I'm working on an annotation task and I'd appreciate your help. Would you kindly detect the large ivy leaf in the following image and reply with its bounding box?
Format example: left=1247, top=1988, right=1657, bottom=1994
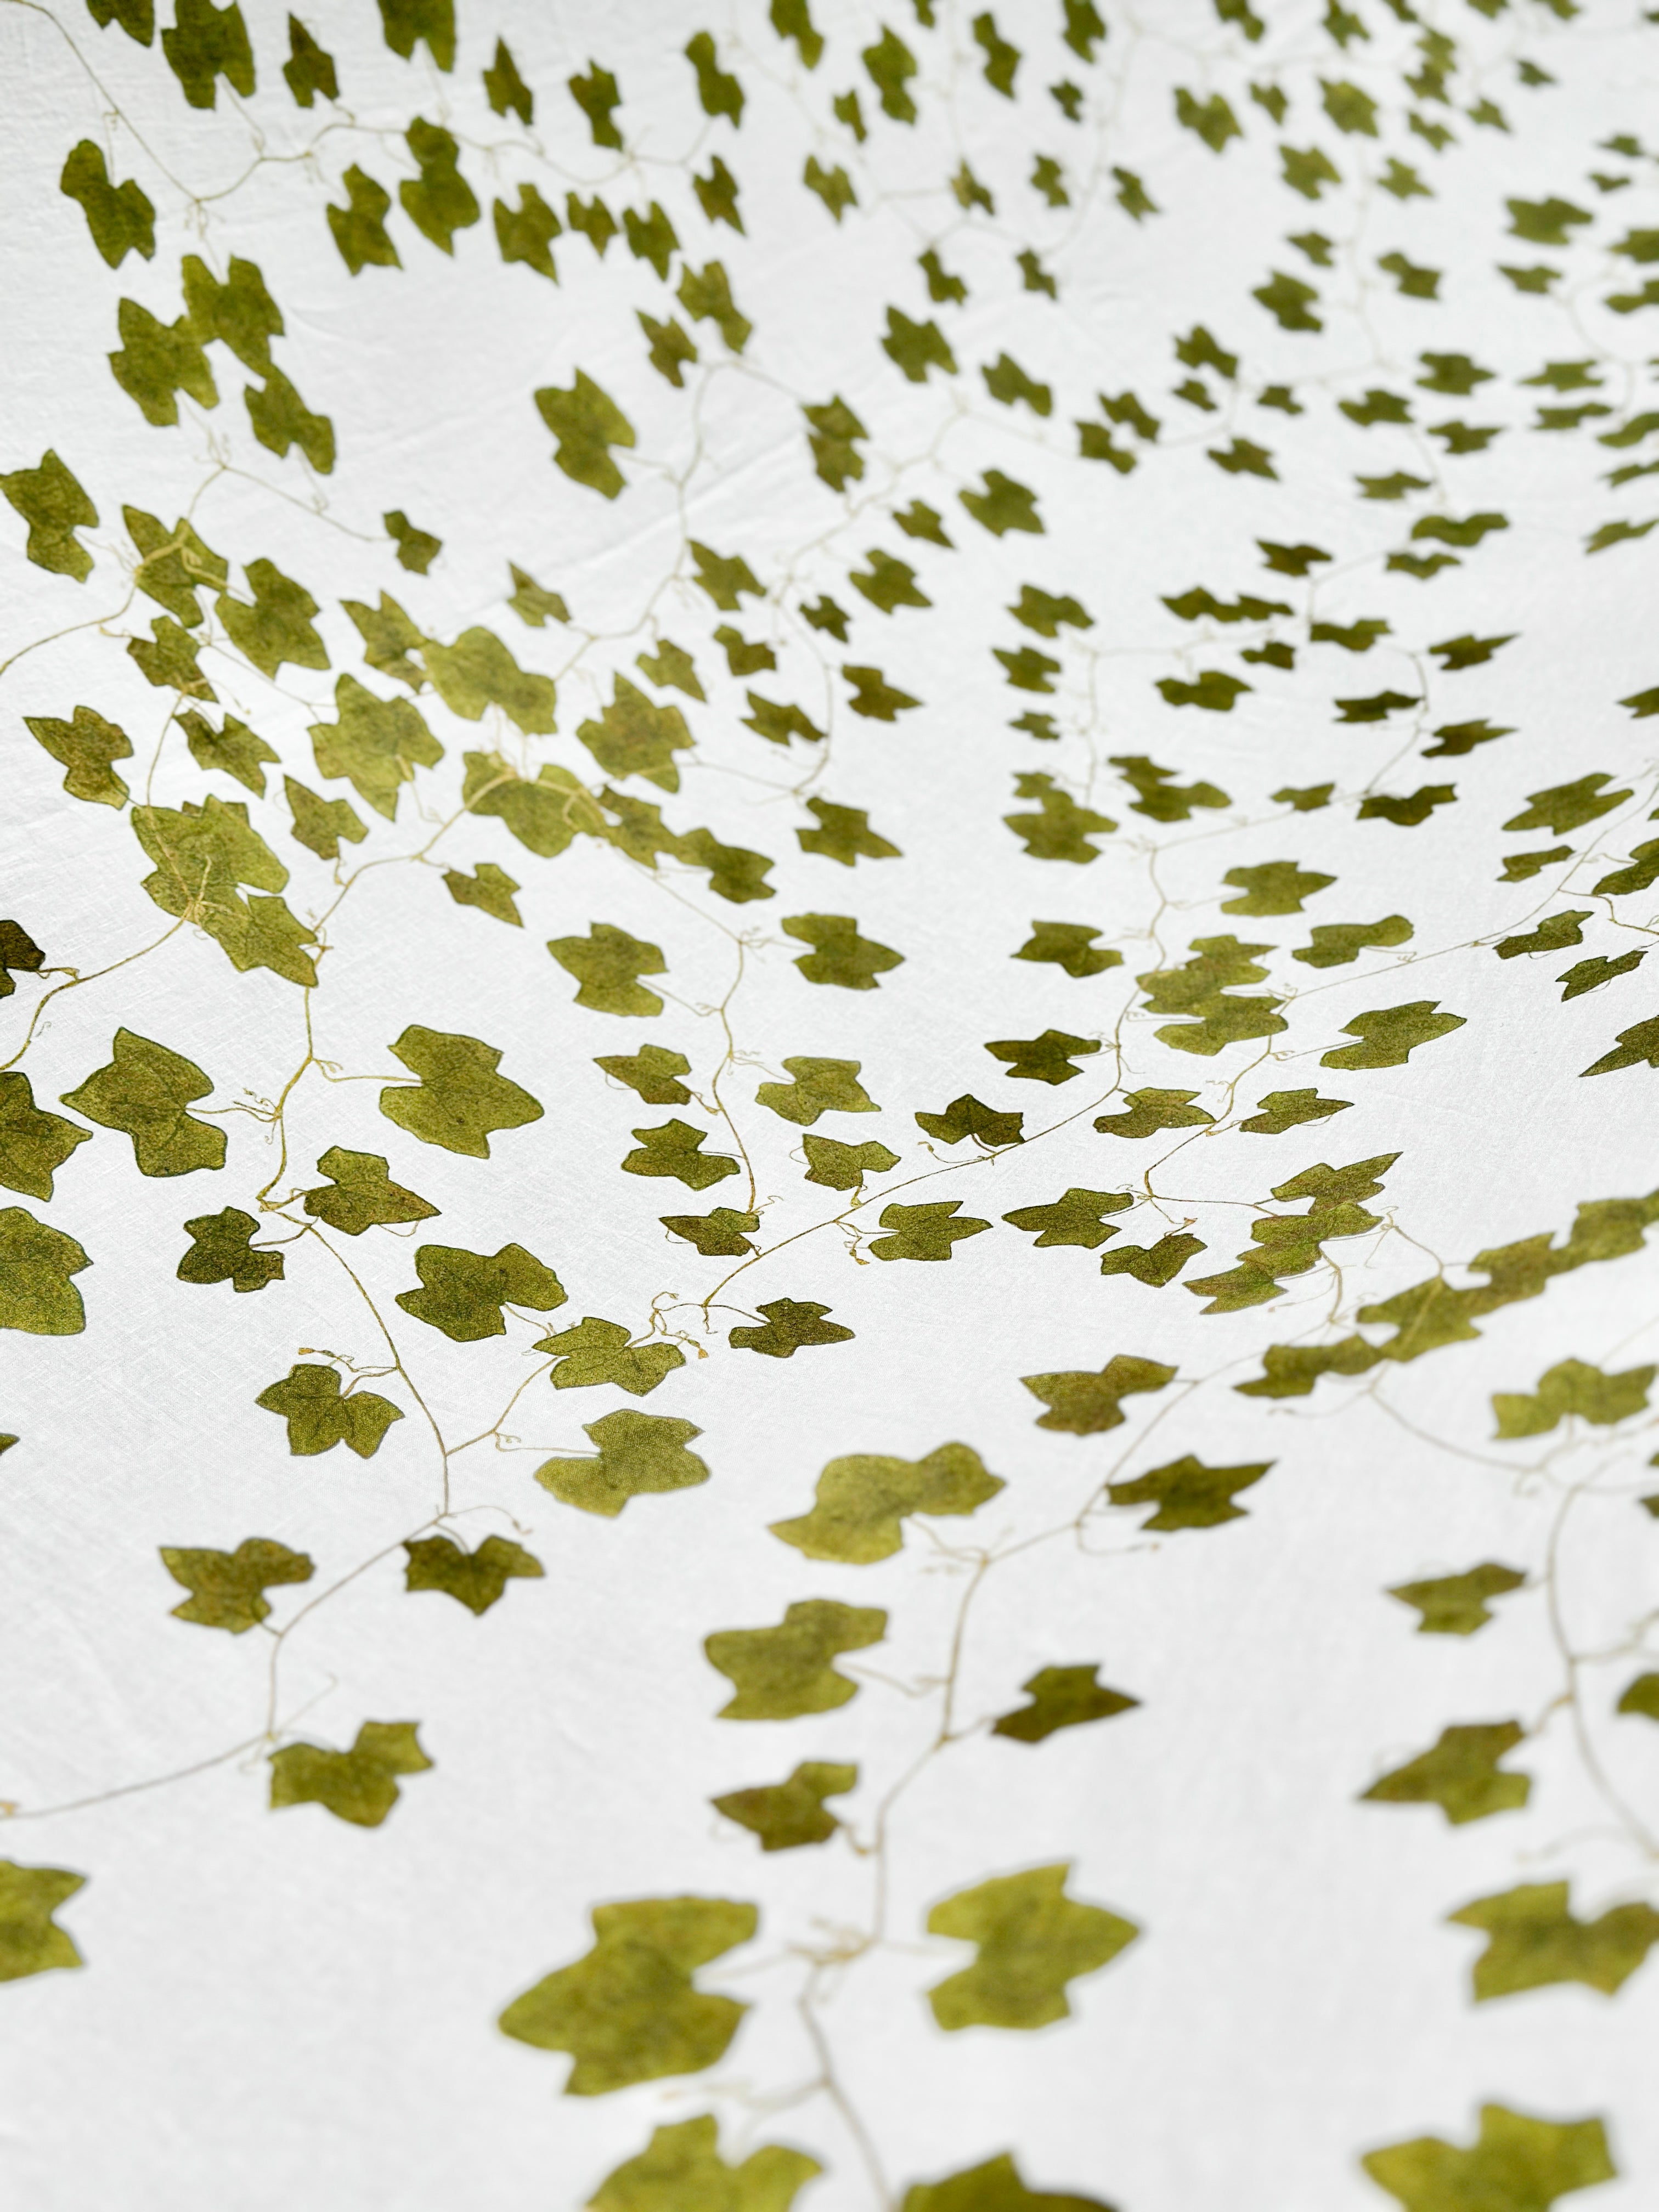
left=61, top=1031, right=223, bottom=1176
left=535, top=1316, right=685, bottom=1395
left=0, top=1074, right=92, bottom=1201
left=549, top=924, right=667, bottom=1015
left=301, top=1147, right=437, bottom=1235
left=0, top=1209, right=92, bottom=1335
left=254, top=1364, right=404, bottom=1455
left=755, top=1057, right=877, bottom=1124
left=712, top=1762, right=857, bottom=1852
left=269, top=1720, right=432, bottom=1828
left=1107, top=1454, right=1272, bottom=1530
left=159, top=1537, right=314, bottom=1630
left=622, top=1120, right=740, bottom=1190
left=927, top=1864, right=1139, bottom=2030
left=2, top=449, right=98, bottom=579
left=535, top=371, right=635, bottom=497
left=380, top=1026, right=543, bottom=1155
left=729, top=1299, right=855, bottom=1355
left=1449, top=1882, right=1659, bottom=2001
left=395, top=1244, right=566, bottom=1340
left=782, top=913, right=903, bottom=989
left=498, top=1897, right=755, bottom=2093
left=1492, top=1357, right=1653, bottom=1437
left=1002, top=1189, right=1133, bottom=1249
left=25, top=706, right=132, bottom=806
left=1361, top=1722, right=1530, bottom=1825
left=535, top=1410, right=709, bottom=1517
left=705, top=1599, right=885, bottom=1718
left=868, top=1201, right=992, bottom=1262
left=0, top=1863, right=86, bottom=1984
left=1321, top=1001, right=1465, bottom=1069
left=770, top=1442, right=1002, bottom=1562
left=1361, top=2105, right=1615, bottom=2211
left=992, top=1666, right=1138, bottom=1743
left=424, top=628, right=556, bottom=733
left=309, top=676, right=442, bottom=816
left=1021, top=1355, right=1175, bottom=1435
left=403, top=1533, right=543, bottom=1615
left=178, top=1207, right=284, bottom=1293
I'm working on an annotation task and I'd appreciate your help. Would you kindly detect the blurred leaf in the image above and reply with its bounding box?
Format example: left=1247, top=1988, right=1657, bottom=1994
left=160, top=1537, right=313, bottom=1629
left=535, top=1410, right=709, bottom=1517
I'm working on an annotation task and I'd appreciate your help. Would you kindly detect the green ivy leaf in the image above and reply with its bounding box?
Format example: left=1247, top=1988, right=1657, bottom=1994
left=328, top=168, right=400, bottom=273
left=1004, top=775, right=1115, bottom=862
left=1362, top=1722, right=1530, bottom=1825
left=755, top=1057, right=877, bottom=1124
left=576, top=676, right=693, bottom=790
left=1449, top=1882, right=1659, bottom=2001
left=712, top=1763, right=857, bottom=1852
left=495, top=185, right=561, bottom=279
left=1108, top=1453, right=1270, bottom=1529
left=535, top=371, right=635, bottom=497
left=662, top=1208, right=759, bottom=1256
left=60, top=142, right=155, bottom=267
left=403, top=1533, right=542, bottom=1615
left=992, top=1666, right=1138, bottom=1743
left=534, top=1409, right=710, bottom=1517
left=269, top=1720, right=432, bottom=1828
left=1092, top=1088, right=1214, bottom=1139
left=395, top=1243, right=566, bottom=1341
left=1022, top=1354, right=1176, bottom=1434
left=0, top=1074, right=92, bottom=1201
left=799, top=1137, right=899, bottom=1191
left=1099, top=1231, right=1206, bottom=1286
left=217, top=559, right=329, bottom=679
left=254, top=1364, right=404, bottom=1454
left=0, top=1209, right=92, bottom=1335
left=178, top=1207, right=284, bottom=1293
left=927, top=1863, right=1138, bottom=2030
left=162, top=0, right=255, bottom=108
left=592, top=2118, right=819, bottom=2212
left=1321, top=1001, right=1465, bottom=1069
left=622, top=1121, right=740, bottom=1191
left=159, top=1537, right=313, bottom=1630
left=1002, top=1189, right=1132, bottom=1249
left=0, top=1863, right=86, bottom=1984
left=444, top=862, right=522, bottom=927
left=309, top=675, right=442, bottom=817
left=706, top=1598, right=885, bottom=1718
left=377, top=0, right=453, bottom=69
left=24, top=706, right=132, bottom=806
left=549, top=924, right=668, bottom=1016
left=109, top=297, right=217, bottom=425
left=1293, top=916, right=1413, bottom=968
left=770, top=1442, right=1002, bottom=1562
left=424, top=628, right=556, bottom=734
left=535, top=1316, right=686, bottom=1396
left=1013, top=922, right=1119, bottom=978
left=180, top=711, right=276, bottom=795
left=1361, top=2104, right=1614, bottom=2211
left=1492, top=1357, right=1653, bottom=1437
left=399, top=119, right=478, bottom=251
left=61, top=1030, right=222, bottom=1176
left=286, top=777, right=366, bottom=861
left=283, top=16, right=336, bottom=103
left=782, top=913, right=903, bottom=990
left=960, top=470, right=1043, bottom=536
left=1239, top=1090, right=1352, bottom=1135
left=985, top=1029, right=1100, bottom=1085
left=842, top=664, right=921, bottom=720
left=2, top=450, right=98, bottom=580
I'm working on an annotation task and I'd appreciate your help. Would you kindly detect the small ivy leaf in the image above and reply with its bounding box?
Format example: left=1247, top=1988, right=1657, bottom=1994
left=396, top=1244, right=566, bottom=1342
left=576, top=676, right=693, bottom=790
left=862, top=24, right=918, bottom=119
left=622, top=1121, right=741, bottom=1192
left=782, top=913, right=903, bottom=990
left=0, top=1863, right=86, bottom=1983
left=915, top=1095, right=1024, bottom=1147
left=1108, top=1453, right=1269, bottom=1529
left=729, top=1297, right=855, bottom=1355
left=960, top=470, right=1043, bottom=536
left=380, top=1026, right=543, bottom=1155
left=286, top=777, right=366, bottom=861
left=535, top=1409, right=710, bottom=1517
left=804, top=156, right=856, bottom=221
left=706, top=1598, right=885, bottom=1718
left=1321, top=1001, right=1465, bottom=1069
left=85, top=0, right=153, bottom=39
left=635, top=637, right=700, bottom=695
left=424, top=628, right=556, bottom=735
left=535, top=372, right=635, bottom=498
left=689, top=540, right=763, bottom=611
left=246, top=366, right=335, bottom=472
left=593, top=2119, right=819, bottom=2212
left=109, top=298, right=217, bottom=425
left=1273, top=782, right=1335, bottom=812
left=283, top=16, right=336, bottom=103
left=495, top=182, right=562, bottom=279
left=623, top=202, right=680, bottom=280
left=270, top=1720, right=432, bottom=1828
left=639, top=311, right=697, bottom=385
left=1583, top=1017, right=1659, bottom=1077
left=1358, top=786, right=1457, bottom=828
left=464, top=753, right=606, bottom=858
left=444, top=862, right=522, bottom=927
left=973, top=10, right=1019, bottom=94
left=662, top=1208, right=759, bottom=1256
left=1014, top=922, right=1120, bottom=978
left=0, top=921, right=46, bottom=999
left=383, top=510, right=440, bottom=575
left=162, top=0, right=255, bottom=108
left=1093, top=1088, right=1215, bottom=1141
left=1111, top=755, right=1229, bottom=820
left=377, top=0, right=454, bottom=69
left=1560, top=953, right=1645, bottom=1001
left=499, top=1897, right=754, bottom=2093
left=985, top=1030, right=1100, bottom=1085
left=180, top=710, right=276, bottom=795
left=713, top=1763, right=857, bottom=1852
left=842, top=664, right=921, bottom=720
left=743, top=695, right=824, bottom=748
left=60, top=141, right=155, bottom=268
left=1362, top=2105, right=1614, bottom=2212
left=1495, top=910, right=1589, bottom=958
left=1293, top=916, right=1413, bottom=968
left=1618, top=1674, right=1659, bottom=1720
left=549, top=924, right=667, bottom=1020
left=1221, top=861, right=1334, bottom=915
left=1334, top=690, right=1419, bottom=725
left=404, top=1533, right=542, bottom=1616
left=1311, top=618, right=1389, bottom=652
left=1138, top=935, right=1285, bottom=1058
left=127, top=613, right=216, bottom=699
left=25, top=705, right=132, bottom=806
left=566, top=192, right=618, bottom=256
left=757, top=1057, right=877, bottom=1125
left=1239, top=1089, right=1352, bottom=1134
left=851, top=549, right=931, bottom=615
left=1155, top=670, right=1250, bottom=713
left=902, top=2154, right=1113, bottom=2212
left=804, top=396, right=867, bottom=490
left=595, top=1045, right=692, bottom=1105
left=771, top=1442, right=1003, bottom=1562
left=159, top=1537, right=313, bottom=1630
left=254, top=1363, right=404, bottom=1457
left=0, top=1074, right=92, bottom=1201
left=693, top=151, right=743, bottom=229
left=993, top=1666, right=1138, bottom=1743
left=1492, top=1358, right=1654, bottom=1438
left=1099, top=1232, right=1206, bottom=1287
left=328, top=167, right=400, bottom=273
left=1165, top=585, right=1287, bottom=623
left=927, top=1863, right=1139, bottom=2030
left=61, top=1031, right=222, bottom=1176
left=772, top=0, right=824, bottom=69
left=1022, top=1355, right=1175, bottom=1436
left=0, top=1209, right=92, bottom=1335
left=894, top=499, right=952, bottom=545
left=679, top=261, right=750, bottom=352
left=483, top=37, right=531, bottom=121
left=1450, top=1883, right=1659, bottom=2002
left=342, top=591, right=425, bottom=688
left=800, top=1138, right=899, bottom=1191
left=1387, top=1563, right=1527, bottom=1637
left=1362, top=1722, right=1530, bottom=1825
left=1003, top=1189, right=1132, bottom=1250
left=309, top=675, right=442, bottom=818
left=535, top=1316, right=686, bottom=1397
left=1591, top=837, right=1659, bottom=898
left=983, top=355, right=1052, bottom=417
left=2, top=449, right=99, bottom=582
left=178, top=1208, right=284, bottom=1294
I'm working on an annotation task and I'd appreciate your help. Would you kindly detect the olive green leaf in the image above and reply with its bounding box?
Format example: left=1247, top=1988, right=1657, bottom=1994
left=254, top=1364, right=404, bottom=1456
left=1294, top=916, right=1413, bottom=968
left=2, top=450, right=99, bottom=582
left=1239, top=1089, right=1351, bottom=1135
left=1560, top=953, right=1645, bottom=1002
left=127, top=614, right=215, bottom=698
left=1254, top=269, right=1321, bottom=329
left=960, top=470, right=1042, bottom=536
left=343, top=592, right=425, bottom=687
left=506, top=566, right=568, bottom=631
left=0, top=1075, right=91, bottom=1201
left=594, top=1046, right=692, bottom=1105
left=622, top=202, right=679, bottom=280
left=84, top=0, right=153, bottom=39
left=1505, top=772, right=1630, bottom=836
left=163, top=0, right=255, bottom=108
left=403, top=1533, right=543, bottom=1615
left=1618, top=1674, right=1659, bottom=1720
left=1362, top=1722, right=1530, bottom=1825
left=60, top=142, right=154, bottom=268
left=927, top=1864, right=1139, bottom=2030
left=1014, top=923, right=1120, bottom=978
left=1003, top=1190, right=1132, bottom=1249
left=535, top=372, right=635, bottom=497
left=902, top=2155, right=1110, bottom=2212
left=862, top=23, right=917, bottom=118
left=1358, top=786, right=1455, bottom=830
left=500, top=1897, right=754, bottom=2092
left=398, top=119, right=477, bottom=252
left=576, top=678, right=693, bottom=791
left=592, top=2117, right=820, bottom=2212
left=25, top=706, right=132, bottom=806
left=622, top=1121, right=740, bottom=1190
left=269, top=1720, right=431, bottom=1828
left=1387, top=1564, right=1526, bottom=1635
left=0, top=921, right=44, bottom=998
left=216, top=558, right=328, bottom=680
left=380, top=1026, right=543, bottom=1155
left=782, top=915, right=902, bottom=990
left=300, top=1148, right=437, bottom=1237
left=756, top=1058, right=877, bottom=1125
left=245, top=368, right=336, bottom=472
left=679, top=261, right=751, bottom=351
left=1107, top=1454, right=1271, bottom=1530
left=422, top=628, right=556, bottom=734
left=1594, top=844, right=1659, bottom=898
left=396, top=1244, right=566, bottom=1341
left=636, top=638, right=701, bottom=697
left=381, top=510, right=439, bottom=575
left=178, top=1207, right=284, bottom=1294
left=868, top=1202, right=991, bottom=1262
left=1361, top=2104, right=1615, bottom=2211
left=124, top=509, right=227, bottom=627
left=842, top=665, right=921, bottom=720
left=1092, top=1088, right=1212, bottom=1139
left=804, top=156, right=856, bottom=220
left=706, top=1598, right=885, bottom=1718
left=729, top=1299, right=855, bottom=1356
left=283, top=16, right=336, bottom=103
left=464, top=754, right=606, bottom=857
left=566, top=193, right=618, bottom=255
left=1583, top=1018, right=1659, bottom=1077
left=444, top=862, right=522, bottom=926
left=1137, top=936, right=1285, bottom=1058
left=0, top=1210, right=92, bottom=1335
left=1221, top=861, right=1334, bottom=916
left=61, top=1031, right=222, bottom=1176
left=535, top=1317, right=686, bottom=1396
left=851, top=549, right=930, bottom=613
left=1157, top=670, right=1249, bottom=712
left=772, top=0, right=823, bottom=69
left=1004, top=774, right=1115, bottom=862
left=1322, top=1001, right=1466, bottom=1069
left=0, top=1863, right=86, bottom=1983
left=549, top=925, right=667, bottom=1016
left=973, top=10, right=1019, bottom=93
left=992, top=1666, right=1138, bottom=1743
left=1022, top=1355, right=1176, bottom=1435
left=534, top=1410, right=710, bottom=1517
left=663, top=1209, right=759, bottom=1256
left=1449, top=1882, right=1659, bottom=2002
left=1493, top=1358, right=1654, bottom=1438
left=1111, top=755, right=1229, bottom=821
left=1099, top=1232, right=1206, bottom=1287
left=713, top=1762, right=857, bottom=1852
left=180, top=711, right=276, bottom=795
left=328, top=167, right=400, bottom=273
left=309, top=675, right=442, bottom=817
left=109, top=298, right=216, bottom=425
left=376, top=0, right=453, bottom=68
left=804, top=396, right=867, bottom=490
left=478, top=36, right=531, bottom=121
left=771, top=1443, right=1003, bottom=1563
left=640, top=312, right=697, bottom=386
left=802, top=1137, right=899, bottom=1190
left=159, top=1537, right=314, bottom=1630
left=915, top=1096, right=1024, bottom=1148
left=985, top=1030, right=1100, bottom=1085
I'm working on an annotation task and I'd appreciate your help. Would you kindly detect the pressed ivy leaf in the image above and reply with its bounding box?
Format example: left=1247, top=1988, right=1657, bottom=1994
left=499, top=1896, right=754, bottom=2093
left=771, top=1443, right=1002, bottom=1564
left=1003, top=1189, right=1132, bottom=1249
left=960, top=469, right=1043, bottom=536
left=178, top=1207, right=284, bottom=1294
left=755, top=1057, right=877, bottom=1125
left=592, top=2117, right=820, bottom=2212
left=1221, top=861, right=1334, bottom=916
left=594, top=1046, right=692, bottom=1106
left=179, top=711, right=275, bottom=797
left=217, top=559, right=329, bottom=680
left=377, top=0, right=453, bottom=68
left=1013, top=922, right=1119, bottom=979
left=713, top=1762, right=857, bottom=1852
left=270, top=1720, right=431, bottom=1828
left=0, top=1209, right=92, bottom=1336
left=1106, top=1454, right=1268, bottom=1530
left=902, top=2155, right=1111, bottom=2212
left=577, top=676, right=693, bottom=791
left=127, top=614, right=215, bottom=699
left=2, top=449, right=100, bottom=584
left=0, top=1863, right=86, bottom=1983
left=1389, top=1558, right=1528, bottom=1633
left=0, top=1075, right=92, bottom=1202
left=328, top=167, right=400, bottom=273
left=380, top=1027, right=543, bottom=1156
left=1239, top=1088, right=1352, bottom=1134
left=1361, top=2104, right=1615, bottom=2211
left=985, top=1030, right=1101, bottom=1085
left=729, top=1297, right=855, bottom=1355
left=550, top=926, right=668, bottom=1017
left=61, top=1031, right=222, bottom=1176
left=60, top=141, right=155, bottom=269
left=160, top=1537, right=313, bottom=1630
left=162, top=0, right=255, bottom=107
left=1099, top=1231, right=1206, bottom=1287
left=842, top=665, right=921, bottom=720
left=1093, top=1089, right=1214, bottom=1140
left=404, top=1533, right=543, bottom=1616
left=800, top=1137, right=899, bottom=1192
left=1322, top=1002, right=1465, bottom=1069
left=1023, top=1355, right=1175, bottom=1435
left=1492, top=1357, right=1654, bottom=1437
left=1294, top=917, right=1413, bottom=968
left=706, top=1598, right=885, bottom=1718
left=915, top=1096, right=1023, bottom=1147
left=1618, top=1674, right=1659, bottom=1720
left=283, top=16, right=336, bottom=103
left=1583, top=1018, right=1659, bottom=1077
left=1449, top=1882, right=1659, bottom=2002
left=535, top=1316, right=686, bottom=1397
left=444, top=862, right=522, bottom=928
left=928, top=1863, right=1138, bottom=2031
left=535, top=372, right=635, bottom=498
left=1560, top=953, right=1645, bottom=1001
left=0, top=921, right=46, bottom=999
left=25, top=706, right=132, bottom=807
left=255, top=1363, right=404, bottom=1455
left=109, top=297, right=217, bottom=425
left=662, top=1208, right=759, bottom=1257
left=622, top=1121, right=741, bottom=1192
left=782, top=914, right=903, bottom=990
left=424, top=628, right=556, bottom=735
left=535, top=1410, right=709, bottom=1517
left=342, top=591, right=425, bottom=688
left=309, top=675, right=442, bottom=817
left=1362, top=1722, right=1530, bottom=1825
left=282, top=778, right=362, bottom=863
left=464, top=754, right=605, bottom=858
left=993, top=1666, right=1138, bottom=1743
left=396, top=1243, right=566, bottom=1341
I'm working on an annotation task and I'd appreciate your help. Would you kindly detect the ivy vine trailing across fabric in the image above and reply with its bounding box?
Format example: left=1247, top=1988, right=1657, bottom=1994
left=6, top=0, right=1659, bottom=2204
